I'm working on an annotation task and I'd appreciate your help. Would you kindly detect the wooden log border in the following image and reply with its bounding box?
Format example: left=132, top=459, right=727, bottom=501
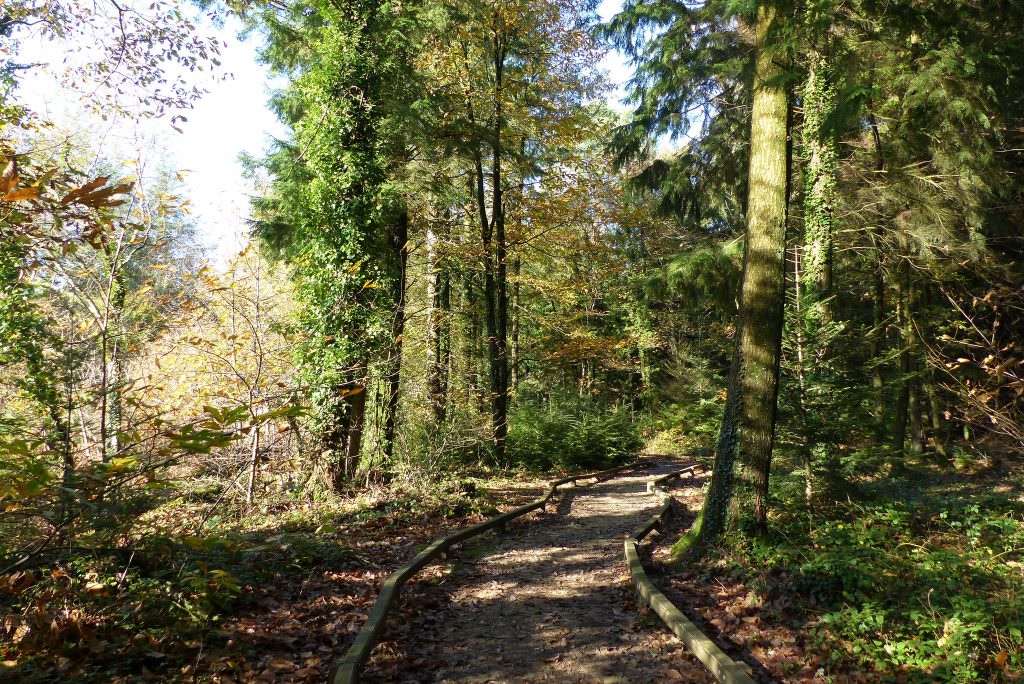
left=330, top=461, right=646, bottom=684
left=625, top=467, right=756, bottom=684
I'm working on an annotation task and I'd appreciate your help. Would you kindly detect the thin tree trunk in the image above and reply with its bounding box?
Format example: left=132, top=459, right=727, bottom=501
left=868, top=113, right=887, bottom=412
left=428, top=210, right=452, bottom=423
left=57, top=353, right=75, bottom=525
left=892, top=260, right=912, bottom=455
left=288, top=412, right=304, bottom=461
left=793, top=244, right=813, bottom=505
left=511, top=255, right=521, bottom=392
left=382, top=211, right=409, bottom=466
left=108, top=343, right=123, bottom=458
left=426, top=213, right=444, bottom=424
left=98, top=318, right=109, bottom=463
left=926, top=375, right=949, bottom=462
left=464, top=272, right=483, bottom=412
left=345, top=386, right=367, bottom=480
left=439, top=249, right=451, bottom=418
left=490, top=30, right=510, bottom=464
left=246, top=424, right=260, bottom=506
left=909, top=380, right=924, bottom=456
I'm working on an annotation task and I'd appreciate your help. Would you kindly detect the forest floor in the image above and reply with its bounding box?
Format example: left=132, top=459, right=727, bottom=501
left=9, top=453, right=1019, bottom=682
left=647, top=476, right=819, bottom=683
left=360, top=456, right=713, bottom=683
left=645, top=453, right=1024, bottom=683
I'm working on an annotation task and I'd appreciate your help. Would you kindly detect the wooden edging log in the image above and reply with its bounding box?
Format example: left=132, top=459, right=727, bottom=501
left=330, top=460, right=646, bottom=684
left=625, top=467, right=755, bottom=684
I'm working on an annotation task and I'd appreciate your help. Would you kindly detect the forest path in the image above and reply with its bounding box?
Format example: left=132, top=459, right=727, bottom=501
left=364, top=458, right=713, bottom=683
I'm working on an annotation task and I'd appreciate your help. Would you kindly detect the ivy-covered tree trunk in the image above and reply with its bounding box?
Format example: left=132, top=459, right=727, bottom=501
left=699, top=325, right=742, bottom=543
left=326, top=392, right=352, bottom=489
left=794, top=44, right=839, bottom=502
left=699, top=1, right=790, bottom=538
left=801, top=49, right=837, bottom=323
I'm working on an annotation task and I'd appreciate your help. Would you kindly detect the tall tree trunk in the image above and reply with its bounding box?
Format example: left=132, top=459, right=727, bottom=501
left=98, top=318, right=110, bottom=463
left=868, top=113, right=887, bottom=413
left=464, top=271, right=484, bottom=413
left=471, top=27, right=510, bottom=465
left=439, top=260, right=451, bottom=414
left=108, top=344, right=123, bottom=458
left=737, top=3, right=790, bottom=530
left=490, top=31, right=510, bottom=464
left=56, top=352, right=75, bottom=524
left=699, top=324, right=742, bottom=543
left=426, top=212, right=448, bottom=425
left=793, top=244, right=814, bottom=506
left=511, top=255, right=521, bottom=392
left=892, top=260, right=912, bottom=455
left=106, top=271, right=126, bottom=460
left=382, top=211, right=409, bottom=465
left=699, top=2, right=789, bottom=538
left=797, top=45, right=838, bottom=504
left=801, top=49, right=837, bottom=324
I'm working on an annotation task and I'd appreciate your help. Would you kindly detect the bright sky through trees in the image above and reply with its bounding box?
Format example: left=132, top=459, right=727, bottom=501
left=16, top=0, right=633, bottom=265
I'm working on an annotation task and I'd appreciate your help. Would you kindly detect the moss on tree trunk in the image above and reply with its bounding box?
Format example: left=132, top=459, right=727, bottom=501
left=698, top=2, right=790, bottom=540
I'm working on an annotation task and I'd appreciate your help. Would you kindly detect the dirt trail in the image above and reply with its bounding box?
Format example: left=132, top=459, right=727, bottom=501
left=364, top=459, right=713, bottom=683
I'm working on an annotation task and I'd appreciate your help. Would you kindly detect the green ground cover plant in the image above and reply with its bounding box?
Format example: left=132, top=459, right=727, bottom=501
left=698, top=461, right=1024, bottom=681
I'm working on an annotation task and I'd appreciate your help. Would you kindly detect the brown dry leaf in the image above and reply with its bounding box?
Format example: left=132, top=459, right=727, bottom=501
left=60, top=176, right=107, bottom=204
left=269, top=658, right=295, bottom=670
left=2, top=186, right=39, bottom=202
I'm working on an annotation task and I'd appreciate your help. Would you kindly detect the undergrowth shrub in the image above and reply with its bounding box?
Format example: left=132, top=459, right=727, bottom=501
left=507, top=399, right=642, bottom=472
left=641, top=397, right=723, bottom=458
left=715, top=495, right=1024, bottom=681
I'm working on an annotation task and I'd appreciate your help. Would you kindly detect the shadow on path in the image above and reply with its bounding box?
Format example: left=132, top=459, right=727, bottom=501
left=363, top=458, right=715, bottom=683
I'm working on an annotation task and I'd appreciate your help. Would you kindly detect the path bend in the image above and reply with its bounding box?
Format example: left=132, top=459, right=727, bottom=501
left=364, top=458, right=713, bottom=683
